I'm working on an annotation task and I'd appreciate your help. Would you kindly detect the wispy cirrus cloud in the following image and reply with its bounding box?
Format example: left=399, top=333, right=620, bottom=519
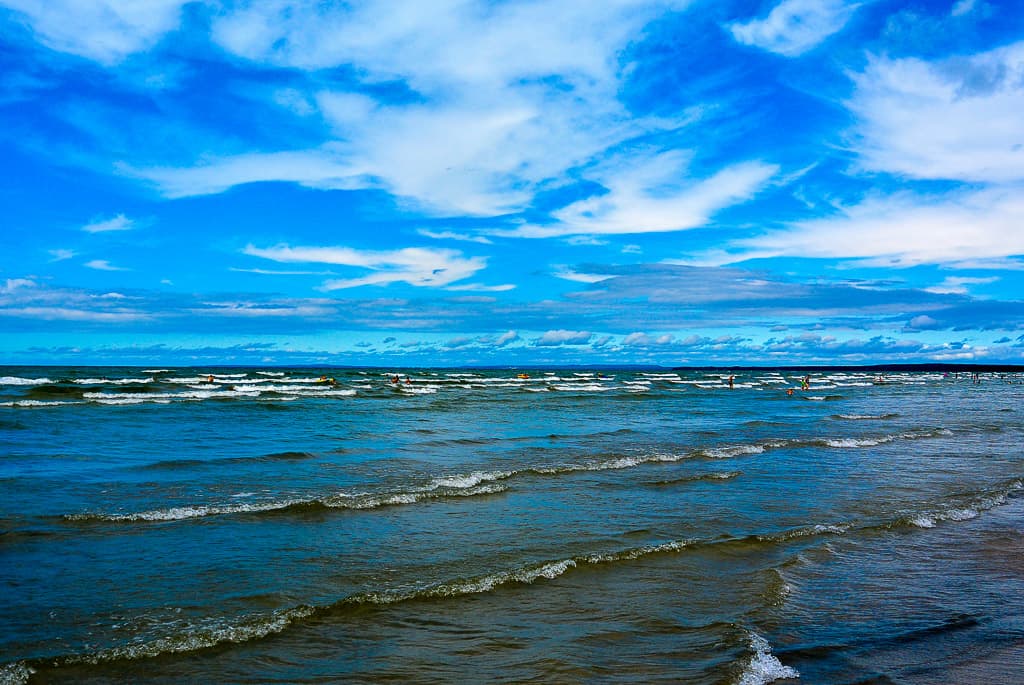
left=85, top=259, right=130, bottom=271
left=103, top=0, right=709, bottom=219
left=725, top=186, right=1024, bottom=268
left=1, top=0, right=185, bottom=65
left=48, top=248, right=76, bottom=261
left=445, top=282, right=516, bottom=292
left=552, top=269, right=616, bottom=284
left=925, top=276, right=999, bottom=295
left=728, top=0, right=861, bottom=57
left=417, top=229, right=493, bottom=244
left=242, top=243, right=488, bottom=290
left=82, top=213, right=135, bottom=233
left=498, top=150, right=777, bottom=237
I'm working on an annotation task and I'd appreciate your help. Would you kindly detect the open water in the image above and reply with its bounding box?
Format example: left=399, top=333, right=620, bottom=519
left=1, top=366, right=1023, bottom=684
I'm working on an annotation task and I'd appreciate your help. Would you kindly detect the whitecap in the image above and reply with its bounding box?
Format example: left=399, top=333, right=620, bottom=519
left=0, top=376, right=52, bottom=385
left=72, top=377, right=154, bottom=385
left=703, top=444, right=765, bottom=459
left=551, top=383, right=611, bottom=392
left=0, top=400, right=81, bottom=407
left=61, top=606, right=316, bottom=667
left=430, top=470, right=513, bottom=489
left=400, top=386, right=438, bottom=394
left=738, top=632, right=799, bottom=685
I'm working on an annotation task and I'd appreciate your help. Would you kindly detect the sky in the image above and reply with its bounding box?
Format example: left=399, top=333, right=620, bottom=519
left=2, top=0, right=1024, bottom=366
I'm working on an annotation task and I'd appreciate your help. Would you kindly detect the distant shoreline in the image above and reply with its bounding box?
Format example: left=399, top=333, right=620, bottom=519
left=2, top=362, right=1024, bottom=372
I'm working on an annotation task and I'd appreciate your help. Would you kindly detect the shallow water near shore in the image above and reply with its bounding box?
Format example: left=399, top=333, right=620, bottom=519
left=2, top=367, right=1023, bottom=683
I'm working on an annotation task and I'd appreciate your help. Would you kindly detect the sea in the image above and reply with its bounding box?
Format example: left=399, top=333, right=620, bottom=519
left=1, top=366, right=1023, bottom=684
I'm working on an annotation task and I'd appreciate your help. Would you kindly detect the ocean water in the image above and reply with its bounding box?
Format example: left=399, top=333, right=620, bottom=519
left=1, top=366, right=1023, bottom=684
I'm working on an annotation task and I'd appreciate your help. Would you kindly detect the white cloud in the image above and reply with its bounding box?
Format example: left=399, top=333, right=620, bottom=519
left=1, top=0, right=186, bottom=65
left=499, top=150, right=777, bottom=237
left=924, top=276, right=998, bottom=295
left=85, top=259, right=129, bottom=271
left=1, top=306, right=150, bottom=321
left=848, top=43, right=1024, bottom=183
left=622, top=332, right=675, bottom=346
left=417, top=229, right=493, bottom=244
left=951, top=0, right=977, bottom=16
left=123, top=147, right=366, bottom=199
left=495, top=330, right=519, bottom=346
left=211, top=0, right=687, bottom=87
left=48, top=248, right=76, bottom=261
left=124, top=1, right=698, bottom=216
left=565, top=236, right=610, bottom=247
left=1, top=278, right=37, bottom=294
left=553, top=270, right=615, bottom=284
left=229, top=267, right=336, bottom=276
left=195, top=301, right=337, bottom=317
left=906, top=314, right=939, bottom=330
left=728, top=0, right=859, bottom=57
left=536, top=329, right=593, bottom=346
left=272, top=87, right=315, bottom=116
left=82, top=213, right=135, bottom=233
left=243, top=243, right=487, bottom=289
left=729, top=186, right=1024, bottom=267
left=445, top=282, right=516, bottom=292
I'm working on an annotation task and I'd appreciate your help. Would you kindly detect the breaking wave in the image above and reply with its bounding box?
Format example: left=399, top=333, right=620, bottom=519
left=737, top=633, right=800, bottom=685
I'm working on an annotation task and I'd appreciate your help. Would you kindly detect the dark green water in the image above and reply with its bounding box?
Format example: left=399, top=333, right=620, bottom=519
left=1, top=367, right=1023, bottom=683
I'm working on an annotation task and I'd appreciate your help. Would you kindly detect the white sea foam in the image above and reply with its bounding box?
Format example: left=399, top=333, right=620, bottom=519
left=551, top=383, right=611, bottom=391
left=68, top=499, right=304, bottom=521
left=907, top=483, right=1020, bottom=528
left=825, top=429, right=949, bottom=449
left=72, top=377, right=154, bottom=385
left=836, top=414, right=891, bottom=420
left=0, top=400, right=81, bottom=407
left=430, top=471, right=514, bottom=489
left=703, top=444, right=765, bottom=459
left=256, top=371, right=285, bottom=377
left=427, top=559, right=577, bottom=598
left=338, top=483, right=508, bottom=509
left=824, top=437, right=892, bottom=448
left=73, top=482, right=510, bottom=522
left=738, top=633, right=799, bottom=685
left=83, top=389, right=262, bottom=404
left=585, top=538, right=694, bottom=563
left=762, top=523, right=851, bottom=543
left=63, top=606, right=316, bottom=666
left=400, top=385, right=438, bottom=394
left=0, top=376, right=52, bottom=385
left=0, top=661, right=33, bottom=685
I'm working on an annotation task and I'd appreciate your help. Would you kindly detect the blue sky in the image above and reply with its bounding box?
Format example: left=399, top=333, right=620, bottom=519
left=2, top=0, right=1024, bottom=366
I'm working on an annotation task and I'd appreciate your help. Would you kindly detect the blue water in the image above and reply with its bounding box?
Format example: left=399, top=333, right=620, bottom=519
left=1, top=367, right=1023, bottom=683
